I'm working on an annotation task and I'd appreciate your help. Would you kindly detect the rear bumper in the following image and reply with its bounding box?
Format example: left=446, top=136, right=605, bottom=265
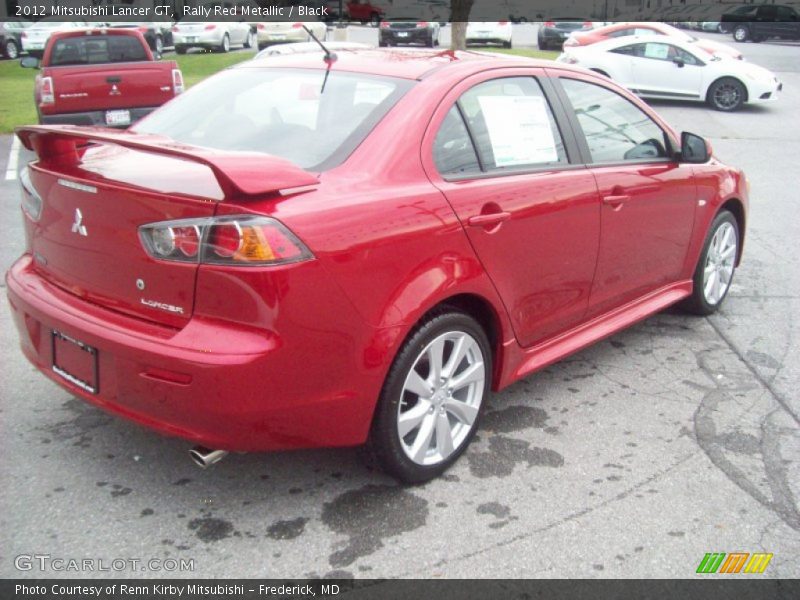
left=39, top=107, right=158, bottom=128
left=6, top=255, right=381, bottom=452
left=380, top=29, right=431, bottom=44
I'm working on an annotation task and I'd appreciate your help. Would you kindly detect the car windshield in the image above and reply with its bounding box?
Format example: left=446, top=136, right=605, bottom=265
left=134, top=67, right=413, bottom=171
left=49, top=35, right=148, bottom=66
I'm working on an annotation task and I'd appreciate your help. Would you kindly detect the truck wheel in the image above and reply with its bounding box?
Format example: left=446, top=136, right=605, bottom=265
left=175, top=45, right=187, bottom=55
left=154, top=35, right=164, bottom=54
left=4, top=39, right=19, bottom=59
left=733, top=25, right=749, bottom=42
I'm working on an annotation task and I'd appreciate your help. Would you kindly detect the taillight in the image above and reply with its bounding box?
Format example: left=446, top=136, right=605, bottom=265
left=139, top=216, right=313, bottom=266
left=39, top=76, right=54, bottom=106
left=544, top=21, right=555, bottom=28
left=171, top=26, right=179, bottom=32
left=204, top=24, right=216, bottom=31
left=416, top=21, right=428, bottom=28
left=172, top=69, right=184, bottom=95
left=19, top=167, right=42, bottom=222
left=498, top=21, right=508, bottom=25
left=379, top=21, right=389, bottom=28
left=257, top=23, right=265, bottom=30
left=292, top=22, right=303, bottom=29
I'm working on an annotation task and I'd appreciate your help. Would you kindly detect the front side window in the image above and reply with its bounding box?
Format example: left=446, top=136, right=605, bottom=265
left=135, top=68, right=412, bottom=171
left=454, top=77, right=567, bottom=173
left=560, top=78, right=670, bottom=163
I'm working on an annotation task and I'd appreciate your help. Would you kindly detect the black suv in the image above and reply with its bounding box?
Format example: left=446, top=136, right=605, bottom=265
left=723, top=4, right=800, bottom=42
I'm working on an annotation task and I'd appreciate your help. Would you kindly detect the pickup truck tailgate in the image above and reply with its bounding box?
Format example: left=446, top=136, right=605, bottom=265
left=43, top=62, right=176, bottom=114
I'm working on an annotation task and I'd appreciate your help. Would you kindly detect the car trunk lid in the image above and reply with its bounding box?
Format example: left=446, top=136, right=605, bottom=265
left=16, top=126, right=319, bottom=328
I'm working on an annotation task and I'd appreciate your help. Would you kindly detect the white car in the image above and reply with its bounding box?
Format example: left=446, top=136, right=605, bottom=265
left=20, top=21, right=86, bottom=56
left=255, top=22, right=328, bottom=50
left=254, top=41, right=368, bottom=59
left=172, top=21, right=255, bottom=54
left=466, top=21, right=513, bottom=48
left=558, top=35, right=782, bottom=111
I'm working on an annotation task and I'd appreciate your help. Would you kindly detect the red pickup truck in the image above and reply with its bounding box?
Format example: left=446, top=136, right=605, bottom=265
left=21, top=28, right=183, bottom=128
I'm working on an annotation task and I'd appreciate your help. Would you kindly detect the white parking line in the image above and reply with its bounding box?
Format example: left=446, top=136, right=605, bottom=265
left=5, top=135, right=20, bottom=181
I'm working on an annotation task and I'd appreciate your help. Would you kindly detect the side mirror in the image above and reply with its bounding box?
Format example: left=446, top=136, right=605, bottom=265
left=679, top=131, right=711, bottom=163
left=20, top=56, right=40, bottom=69
left=672, top=57, right=685, bottom=68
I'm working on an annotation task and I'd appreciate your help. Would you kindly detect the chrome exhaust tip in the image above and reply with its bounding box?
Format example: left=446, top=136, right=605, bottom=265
left=189, top=446, right=229, bottom=469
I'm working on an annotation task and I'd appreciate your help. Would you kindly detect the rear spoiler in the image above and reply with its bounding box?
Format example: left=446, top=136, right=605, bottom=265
left=15, top=125, right=320, bottom=199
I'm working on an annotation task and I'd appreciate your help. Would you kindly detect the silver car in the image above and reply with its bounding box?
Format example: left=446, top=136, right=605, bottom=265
left=172, top=21, right=255, bottom=54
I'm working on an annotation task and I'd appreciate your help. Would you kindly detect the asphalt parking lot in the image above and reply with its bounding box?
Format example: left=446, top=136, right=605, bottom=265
left=0, top=30, right=798, bottom=579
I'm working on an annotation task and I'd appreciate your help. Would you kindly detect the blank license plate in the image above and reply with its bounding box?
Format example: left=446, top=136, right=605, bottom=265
left=105, top=110, right=131, bottom=126
left=186, top=36, right=198, bottom=43
left=397, top=32, right=409, bottom=37
left=52, top=330, right=98, bottom=394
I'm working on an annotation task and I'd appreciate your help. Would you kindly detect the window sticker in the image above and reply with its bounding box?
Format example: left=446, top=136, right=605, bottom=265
left=644, top=43, right=669, bottom=60
left=478, top=95, right=558, bottom=167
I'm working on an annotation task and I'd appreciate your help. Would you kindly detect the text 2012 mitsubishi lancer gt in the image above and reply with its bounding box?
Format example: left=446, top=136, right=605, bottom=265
left=8, top=48, right=748, bottom=483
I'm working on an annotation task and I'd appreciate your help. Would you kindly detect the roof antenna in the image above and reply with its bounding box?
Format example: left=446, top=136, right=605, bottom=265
left=302, top=24, right=337, bottom=94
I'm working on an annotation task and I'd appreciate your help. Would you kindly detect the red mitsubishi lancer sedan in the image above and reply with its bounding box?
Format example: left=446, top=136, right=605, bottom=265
left=7, top=49, right=748, bottom=483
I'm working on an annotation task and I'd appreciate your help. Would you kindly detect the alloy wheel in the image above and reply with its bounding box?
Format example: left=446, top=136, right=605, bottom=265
left=397, top=331, right=485, bottom=466
left=703, top=221, right=737, bottom=305
left=713, top=82, right=742, bottom=110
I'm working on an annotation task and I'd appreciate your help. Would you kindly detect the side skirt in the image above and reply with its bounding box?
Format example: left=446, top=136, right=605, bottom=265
left=498, top=280, right=693, bottom=388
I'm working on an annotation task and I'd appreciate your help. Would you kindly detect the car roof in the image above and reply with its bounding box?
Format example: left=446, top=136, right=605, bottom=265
left=236, top=48, right=563, bottom=80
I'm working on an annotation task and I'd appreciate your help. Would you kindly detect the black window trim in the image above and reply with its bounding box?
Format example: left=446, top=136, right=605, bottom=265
left=546, top=72, right=679, bottom=167
left=435, top=73, right=586, bottom=183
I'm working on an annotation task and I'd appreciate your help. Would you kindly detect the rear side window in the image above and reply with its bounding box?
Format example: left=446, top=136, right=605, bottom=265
left=50, top=35, right=147, bottom=66
left=433, top=106, right=480, bottom=177
left=454, top=77, right=568, bottom=173
left=560, top=78, right=670, bottom=163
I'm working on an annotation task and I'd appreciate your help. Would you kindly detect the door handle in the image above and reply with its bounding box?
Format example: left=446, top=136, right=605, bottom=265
left=602, top=194, right=630, bottom=208
left=467, top=212, right=511, bottom=228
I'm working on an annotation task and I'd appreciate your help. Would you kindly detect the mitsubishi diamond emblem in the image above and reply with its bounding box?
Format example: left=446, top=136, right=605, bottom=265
left=71, top=209, right=88, bottom=236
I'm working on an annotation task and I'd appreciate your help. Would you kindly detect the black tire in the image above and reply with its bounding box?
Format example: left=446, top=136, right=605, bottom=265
left=4, top=39, right=19, bottom=60
left=244, top=30, right=255, bottom=49
left=368, top=310, right=492, bottom=484
left=680, top=211, right=740, bottom=316
left=538, top=37, right=547, bottom=50
left=175, top=45, right=187, bottom=55
left=707, top=77, right=746, bottom=111
left=503, top=39, right=512, bottom=49
left=425, top=33, right=435, bottom=48
left=733, top=25, right=749, bottom=42
left=370, top=13, right=381, bottom=27
left=154, top=35, right=164, bottom=55
left=218, top=33, right=230, bottom=53
left=378, top=40, right=387, bottom=47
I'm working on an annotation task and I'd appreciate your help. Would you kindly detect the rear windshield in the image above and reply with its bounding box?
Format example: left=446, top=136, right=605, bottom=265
left=134, top=67, right=413, bottom=171
left=50, top=35, right=148, bottom=66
